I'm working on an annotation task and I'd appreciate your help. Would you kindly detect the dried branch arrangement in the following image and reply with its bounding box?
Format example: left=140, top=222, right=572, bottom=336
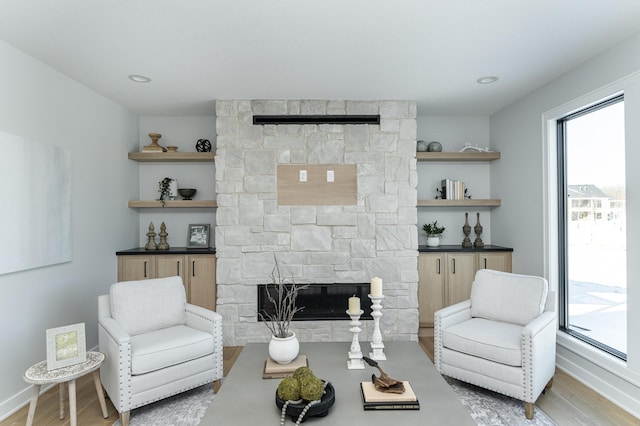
left=258, top=256, right=309, bottom=338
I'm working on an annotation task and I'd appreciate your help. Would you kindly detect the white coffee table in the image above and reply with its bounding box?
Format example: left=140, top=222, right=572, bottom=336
left=201, top=341, right=474, bottom=425
left=23, top=351, right=109, bottom=426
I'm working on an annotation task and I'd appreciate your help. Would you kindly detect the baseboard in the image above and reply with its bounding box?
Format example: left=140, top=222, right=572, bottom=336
left=0, top=382, right=55, bottom=421
left=556, top=336, right=640, bottom=420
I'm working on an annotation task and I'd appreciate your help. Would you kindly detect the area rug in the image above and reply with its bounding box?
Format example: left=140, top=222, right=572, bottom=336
left=112, top=384, right=215, bottom=426
left=112, top=379, right=556, bottom=426
left=445, top=376, right=557, bottom=426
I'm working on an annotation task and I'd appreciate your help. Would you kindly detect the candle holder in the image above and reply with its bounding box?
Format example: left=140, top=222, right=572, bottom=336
left=346, top=310, right=365, bottom=369
left=368, top=294, right=386, bottom=360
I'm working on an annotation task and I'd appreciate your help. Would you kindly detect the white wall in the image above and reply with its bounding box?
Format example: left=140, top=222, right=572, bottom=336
left=416, top=116, right=495, bottom=246
left=491, top=31, right=640, bottom=417
left=0, top=41, right=138, bottom=418
left=136, top=116, right=216, bottom=248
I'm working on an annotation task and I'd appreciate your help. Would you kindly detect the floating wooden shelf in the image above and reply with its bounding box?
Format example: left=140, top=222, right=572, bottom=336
left=128, top=152, right=215, bottom=162
left=416, top=152, right=500, bottom=161
left=417, top=199, right=501, bottom=207
left=128, top=200, right=217, bottom=208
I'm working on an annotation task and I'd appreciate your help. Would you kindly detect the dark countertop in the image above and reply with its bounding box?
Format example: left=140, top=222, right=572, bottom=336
left=418, top=244, right=513, bottom=253
left=116, top=247, right=216, bottom=255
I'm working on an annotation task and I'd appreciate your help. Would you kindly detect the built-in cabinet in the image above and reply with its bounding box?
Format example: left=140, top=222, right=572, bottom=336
left=418, top=246, right=512, bottom=327
left=116, top=248, right=217, bottom=311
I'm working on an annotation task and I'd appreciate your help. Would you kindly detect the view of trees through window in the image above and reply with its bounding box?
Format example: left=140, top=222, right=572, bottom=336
left=560, top=96, right=626, bottom=358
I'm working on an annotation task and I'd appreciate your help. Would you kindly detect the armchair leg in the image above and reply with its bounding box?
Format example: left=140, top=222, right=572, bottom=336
left=120, top=411, right=130, bottom=426
left=545, top=377, right=554, bottom=390
left=213, top=379, right=221, bottom=394
left=524, top=402, right=535, bottom=420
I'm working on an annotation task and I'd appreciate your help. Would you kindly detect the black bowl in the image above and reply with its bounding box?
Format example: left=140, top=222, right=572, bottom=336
left=275, top=381, right=335, bottom=423
left=178, top=188, right=197, bottom=200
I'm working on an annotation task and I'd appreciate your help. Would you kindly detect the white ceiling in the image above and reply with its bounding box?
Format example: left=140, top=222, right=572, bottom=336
left=2, top=1, right=640, bottom=116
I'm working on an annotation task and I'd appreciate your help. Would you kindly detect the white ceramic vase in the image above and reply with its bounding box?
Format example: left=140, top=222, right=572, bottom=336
left=426, top=234, right=441, bottom=247
left=268, top=331, right=299, bottom=364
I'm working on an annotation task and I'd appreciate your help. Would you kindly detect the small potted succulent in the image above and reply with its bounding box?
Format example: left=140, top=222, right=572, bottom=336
left=423, top=220, right=445, bottom=247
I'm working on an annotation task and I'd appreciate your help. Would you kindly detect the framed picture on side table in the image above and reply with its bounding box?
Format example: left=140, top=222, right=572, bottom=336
left=46, top=322, right=87, bottom=370
left=187, top=223, right=210, bottom=248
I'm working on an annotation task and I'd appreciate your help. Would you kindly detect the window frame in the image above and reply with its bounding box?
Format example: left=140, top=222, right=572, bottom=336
left=556, top=93, right=626, bottom=361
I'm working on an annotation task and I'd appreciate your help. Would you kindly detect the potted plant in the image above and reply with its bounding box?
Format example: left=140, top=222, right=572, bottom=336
left=258, top=257, right=309, bottom=364
left=157, top=177, right=177, bottom=206
left=423, top=220, right=445, bottom=247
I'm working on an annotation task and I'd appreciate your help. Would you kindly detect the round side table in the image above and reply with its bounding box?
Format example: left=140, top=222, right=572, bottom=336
left=23, top=351, right=108, bottom=426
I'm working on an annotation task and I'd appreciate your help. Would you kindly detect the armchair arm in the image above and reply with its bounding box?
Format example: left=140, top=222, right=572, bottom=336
left=185, top=304, right=224, bottom=380
left=435, top=299, right=472, bottom=329
left=521, top=311, right=557, bottom=402
left=98, top=317, right=133, bottom=413
left=434, top=300, right=471, bottom=371
left=185, top=303, right=222, bottom=334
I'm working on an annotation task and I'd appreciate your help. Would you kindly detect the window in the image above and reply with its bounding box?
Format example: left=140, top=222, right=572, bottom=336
left=557, top=94, right=627, bottom=359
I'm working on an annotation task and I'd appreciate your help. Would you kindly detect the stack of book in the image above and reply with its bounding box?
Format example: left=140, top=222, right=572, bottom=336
left=440, top=179, right=465, bottom=200
left=360, top=381, right=420, bottom=410
left=262, top=355, right=308, bottom=379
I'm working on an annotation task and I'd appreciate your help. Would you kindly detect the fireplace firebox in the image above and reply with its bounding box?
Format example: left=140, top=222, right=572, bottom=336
left=257, top=283, right=372, bottom=321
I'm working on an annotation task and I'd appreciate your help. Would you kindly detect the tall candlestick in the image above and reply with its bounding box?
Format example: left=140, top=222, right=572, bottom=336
left=369, top=294, right=386, bottom=360
left=370, top=277, right=383, bottom=297
left=348, top=296, right=360, bottom=314
left=346, top=309, right=365, bottom=369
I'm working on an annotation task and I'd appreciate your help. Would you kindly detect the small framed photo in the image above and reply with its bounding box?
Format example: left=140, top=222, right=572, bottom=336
left=187, top=223, right=211, bottom=248
left=46, top=323, right=86, bottom=370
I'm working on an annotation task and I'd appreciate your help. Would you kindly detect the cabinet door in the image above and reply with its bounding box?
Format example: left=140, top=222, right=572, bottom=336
left=417, top=253, right=445, bottom=327
left=188, top=255, right=216, bottom=311
left=477, top=252, right=512, bottom=272
left=446, top=253, right=476, bottom=305
left=117, top=256, right=153, bottom=281
left=156, top=255, right=187, bottom=297
left=155, top=255, right=186, bottom=278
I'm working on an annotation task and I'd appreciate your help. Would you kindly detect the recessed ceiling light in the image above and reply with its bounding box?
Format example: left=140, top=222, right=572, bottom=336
left=477, top=76, right=499, bottom=84
left=128, top=74, right=151, bottom=83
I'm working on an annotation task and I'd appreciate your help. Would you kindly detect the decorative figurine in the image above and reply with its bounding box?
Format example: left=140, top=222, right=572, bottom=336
left=143, top=132, right=166, bottom=152
left=157, top=222, right=170, bottom=250
left=362, top=356, right=405, bottom=394
left=474, top=212, right=484, bottom=248
left=462, top=213, right=472, bottom=248
left=145, top=222, right=157, bottom=250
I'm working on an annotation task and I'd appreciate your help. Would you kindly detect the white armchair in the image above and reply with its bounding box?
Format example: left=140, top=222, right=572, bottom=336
left=434, top=269, right=556, bottom=419
left=98, top=276, right=223, bottom=426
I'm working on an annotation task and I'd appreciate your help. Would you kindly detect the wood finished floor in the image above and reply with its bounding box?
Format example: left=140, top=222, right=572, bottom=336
left=1, top=340, right=637, bottom=425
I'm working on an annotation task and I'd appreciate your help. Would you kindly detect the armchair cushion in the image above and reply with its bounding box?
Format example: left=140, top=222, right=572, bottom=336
left=130, top=325, right=215, bottom=375
left=470, top=269, right=548, bottom=326
left=442, top=318, right=523, bottom=366
left=110, top=276, right=187, bottom=336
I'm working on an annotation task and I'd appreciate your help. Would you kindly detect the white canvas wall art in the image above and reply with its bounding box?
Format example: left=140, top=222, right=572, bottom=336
left=0, top=131, right=72, bottom=275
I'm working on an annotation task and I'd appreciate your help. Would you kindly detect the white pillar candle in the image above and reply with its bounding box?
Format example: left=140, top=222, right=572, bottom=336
left=348, top=296, right=360, bottom=314
left=371, top=277, right=383, bottom=297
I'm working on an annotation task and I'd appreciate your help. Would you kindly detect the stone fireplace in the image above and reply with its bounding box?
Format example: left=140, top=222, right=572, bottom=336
left=214, top=99, right=419, bottom=345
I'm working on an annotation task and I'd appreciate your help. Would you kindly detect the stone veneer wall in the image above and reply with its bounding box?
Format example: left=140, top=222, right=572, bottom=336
left=214, top=100, right=418, bottom=346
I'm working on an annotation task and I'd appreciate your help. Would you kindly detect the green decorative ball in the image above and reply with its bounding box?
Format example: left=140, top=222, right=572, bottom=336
left=292, top=366, right=314, bottom=381
left=299, top=376, right=324, bottom=401
left=277, top=377, right=301, bottom=401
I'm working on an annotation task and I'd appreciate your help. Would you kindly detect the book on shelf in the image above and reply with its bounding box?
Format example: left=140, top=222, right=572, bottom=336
left=360, top=381, right=420, bottom=410
left=262, top=355, right=308, bottom=379
left=440, top=178, right=465, bottom=200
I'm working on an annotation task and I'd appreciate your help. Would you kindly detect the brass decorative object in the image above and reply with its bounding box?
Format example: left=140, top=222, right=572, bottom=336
left=157, top=222, right=170, bottom=250
left=474, top=212, right=484, bottom=248
left=144, top=222, right=157, bottom=250
left=143, top=132, right=166, bottom=152
left=462, top=212, right=472, bottom=248
left=362, top=356, right=405, bottom=394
